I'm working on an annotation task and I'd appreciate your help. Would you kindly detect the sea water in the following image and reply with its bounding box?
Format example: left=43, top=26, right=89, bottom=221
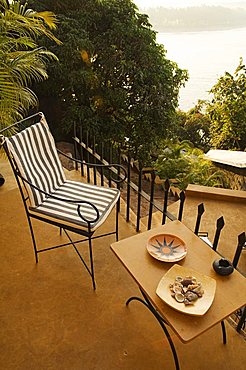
left=157, top=27, right=246, bottom=111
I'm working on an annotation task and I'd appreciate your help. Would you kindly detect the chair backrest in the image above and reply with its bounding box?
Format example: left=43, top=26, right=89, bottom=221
left=4, top=113, right=66, bottom=207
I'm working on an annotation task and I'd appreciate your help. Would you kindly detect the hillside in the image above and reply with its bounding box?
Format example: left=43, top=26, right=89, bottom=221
left=145, top=6, right=246, bottom=32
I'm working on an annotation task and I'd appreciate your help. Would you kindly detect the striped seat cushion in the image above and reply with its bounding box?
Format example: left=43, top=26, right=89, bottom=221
left=30, top=180, right=120, bottom=231
left=6, top=114, right=66, bottom=207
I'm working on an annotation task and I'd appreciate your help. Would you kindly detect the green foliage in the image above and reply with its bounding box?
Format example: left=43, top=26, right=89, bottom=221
left=207, top=58, right=246, bottom=151
left=154, top=140, right=229, bottom=190
left=30, top=0, right=188, bottom=161
left=175, top=101, right=211, bottom=151
left=0, top=0, right=59, bottom=127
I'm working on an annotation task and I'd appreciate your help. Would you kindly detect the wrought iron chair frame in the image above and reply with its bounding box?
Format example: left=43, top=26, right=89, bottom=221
left=0, top=112, right=126, bottom=290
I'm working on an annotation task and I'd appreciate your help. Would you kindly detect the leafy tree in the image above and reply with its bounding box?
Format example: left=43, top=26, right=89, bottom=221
left=0, top=0, right=59, bottom=127
left=207, top=58, right=246, bottom=151
left=153, top=140, right=192, bottom=181
left=30, top=0, right=187, bottom=162
left=176, top=101, right=211, bottom=151
left=154, top=140, right=228, bottom=190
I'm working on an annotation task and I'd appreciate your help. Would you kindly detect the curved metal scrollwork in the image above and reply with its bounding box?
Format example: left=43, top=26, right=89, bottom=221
left=77, top=202, right=100, bottom=225
left=126, top=288, right=180, bottom=370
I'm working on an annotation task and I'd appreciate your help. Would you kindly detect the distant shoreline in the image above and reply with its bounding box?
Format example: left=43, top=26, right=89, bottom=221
left=146, top=5, right=246, bottom=35
left=154, top=25, right=246, bottom=34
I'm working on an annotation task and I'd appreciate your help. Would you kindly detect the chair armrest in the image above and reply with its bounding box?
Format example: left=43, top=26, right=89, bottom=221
left=17, top=173, right=99, bottom=224
left=57, top=149, right=127, bottom=184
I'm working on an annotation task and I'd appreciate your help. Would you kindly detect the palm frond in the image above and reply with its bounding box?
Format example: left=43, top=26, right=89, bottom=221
left=0, top=0, right=60, bottom=126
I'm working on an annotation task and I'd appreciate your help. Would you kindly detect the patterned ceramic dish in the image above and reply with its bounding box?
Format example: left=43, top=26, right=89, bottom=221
left=147, top=233, right=187, bottom=262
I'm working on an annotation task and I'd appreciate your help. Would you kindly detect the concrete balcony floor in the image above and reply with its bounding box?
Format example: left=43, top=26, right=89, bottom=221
left=0, top=160, right=245, bottom=370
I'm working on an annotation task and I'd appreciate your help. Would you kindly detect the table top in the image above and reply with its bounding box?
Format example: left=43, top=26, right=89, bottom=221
left=111, top=220, right=246, bottom=343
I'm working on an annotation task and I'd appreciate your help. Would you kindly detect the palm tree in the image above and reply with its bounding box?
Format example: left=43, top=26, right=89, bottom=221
left=0, top=0, right=60, bottom=127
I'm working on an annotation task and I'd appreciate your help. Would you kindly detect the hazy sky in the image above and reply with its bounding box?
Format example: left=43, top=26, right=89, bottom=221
left=134, top=0, right=246, bottom=8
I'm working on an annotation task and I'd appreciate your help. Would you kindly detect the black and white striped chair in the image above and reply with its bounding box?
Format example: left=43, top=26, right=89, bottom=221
left=0, top=112, right=126, bottom=289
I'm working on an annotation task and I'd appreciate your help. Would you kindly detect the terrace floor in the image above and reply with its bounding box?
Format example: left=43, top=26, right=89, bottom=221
left=0, top=159, right=245, bottom=370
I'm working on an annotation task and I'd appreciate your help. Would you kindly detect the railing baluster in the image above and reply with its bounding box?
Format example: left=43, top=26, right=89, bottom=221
left=86, top=131, right=90, bottom=183
left=86, top=131, right=90, bottom=163
left=194, top=203, right=205, bottom=235
left=212, top=216, right=225, bottom=251
left=136, top=164, right=143, bottom=232
left=79, top=126, right=84, bottom=177
left=93, top=134, right=97, bottom=185
left=117, top=147, right=121, bottom=212
left=162, top=179, right=170, bottom=225
left=126, top=155, right=131, bottom=222
left=233, top=232, right=246, bottom=268
left=108, top=144, right=112, bottom=187
left=237, top=307, right=246, bottom=333
left=101, top=142, right=104, bottom=186
left=178, top=191, right=186, bottom=221
left=147, top=170, right=156, bottom=230
left=233, top=232, right=246, bottom=333
left=73, top=123, right=78, bottom=171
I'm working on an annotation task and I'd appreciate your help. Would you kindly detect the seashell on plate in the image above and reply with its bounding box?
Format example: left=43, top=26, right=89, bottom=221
left=181, top=279, right=193, bottom=287
left=175, top=276, right=183, bottom=282
left=192, top=286, right=204, bottom=296
left=173, top=285, right=183, bottom=294
left=175, top=293, right=185, bottom=303
left=185, top=291, right=199, bottom=302
left=173, top=281, right=182, bottom=287
left=170, top=275, right=205, bottom=305
left=187, top=284, right=199, bottom=290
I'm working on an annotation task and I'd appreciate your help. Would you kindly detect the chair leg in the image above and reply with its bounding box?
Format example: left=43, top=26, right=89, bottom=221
left=88, top=235, right=96, bottom=290
left=59, top=227, right=63, bottom=236
left=27, top=215, right=39, bottom=263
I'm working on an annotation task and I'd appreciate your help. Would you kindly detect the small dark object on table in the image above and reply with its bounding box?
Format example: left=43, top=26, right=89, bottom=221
left=213, top=258, right=234, bottom=276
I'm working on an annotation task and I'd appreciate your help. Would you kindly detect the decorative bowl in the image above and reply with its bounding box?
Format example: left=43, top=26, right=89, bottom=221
left=147, top=233, right=187, bottom=262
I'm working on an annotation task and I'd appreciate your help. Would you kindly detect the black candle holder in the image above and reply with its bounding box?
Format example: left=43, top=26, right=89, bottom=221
left=213, top=258, right=234, bottom=276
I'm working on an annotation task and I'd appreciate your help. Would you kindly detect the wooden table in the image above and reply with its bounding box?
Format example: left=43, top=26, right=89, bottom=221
left=111, top=220, right=246, bottom=369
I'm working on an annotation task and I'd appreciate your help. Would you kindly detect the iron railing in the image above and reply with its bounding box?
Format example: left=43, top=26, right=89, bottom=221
left=72, top=124, right=186, bottom=232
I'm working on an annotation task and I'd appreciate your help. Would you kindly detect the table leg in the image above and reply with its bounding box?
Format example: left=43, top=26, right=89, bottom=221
left=221, top=320, right=227, bottom=344
left=126, top=288, right=180, bottom=370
